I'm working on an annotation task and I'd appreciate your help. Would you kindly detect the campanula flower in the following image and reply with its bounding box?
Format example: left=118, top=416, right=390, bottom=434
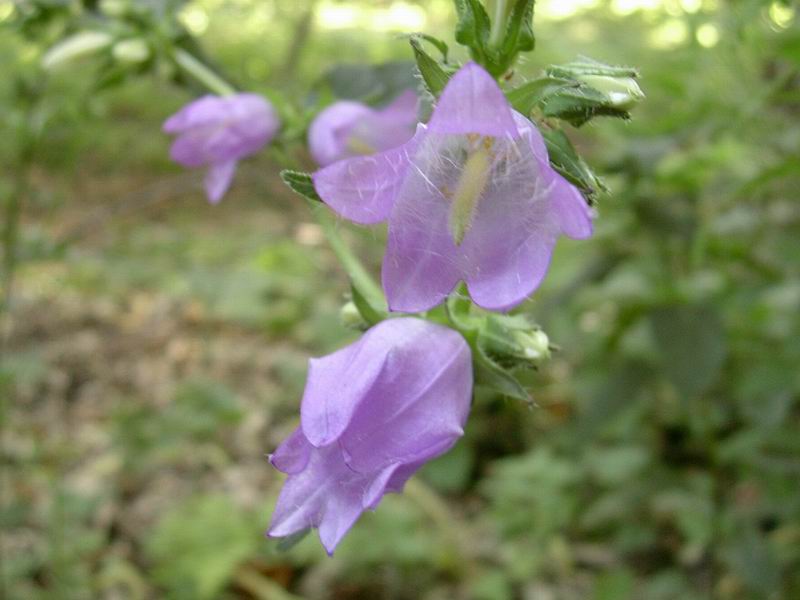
left=164, top=93, right=279, bottom=203
left=313, top=62, right=593, bottom=313
left=267, top=318, right=472, bottom=554
left=308, top=90, right=418, bottom=166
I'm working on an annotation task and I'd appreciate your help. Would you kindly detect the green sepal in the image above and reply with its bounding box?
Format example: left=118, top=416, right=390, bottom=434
left=477, top=314, right=550, bottom=370
left=454, top=0, right=491, bottom=67
left=506, top=76, right=577, bottom=116
left=279, top=170, right=321, bottom=203
left=409, top=36, right=453, bottom=97
left=541, top=129, right=606, bottom=201
left=495, top=0, right=536, bottom=73
left=474, top=345, right=533, bottom=405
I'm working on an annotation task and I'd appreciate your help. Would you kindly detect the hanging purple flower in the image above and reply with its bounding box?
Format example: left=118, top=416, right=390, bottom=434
left=308, top=90, right=419, bottom=167
left=163, top=93, right=279, bottom=204
left=267, top=317, right=472, bottom=554
left=312, top=62, right=594, bottom=313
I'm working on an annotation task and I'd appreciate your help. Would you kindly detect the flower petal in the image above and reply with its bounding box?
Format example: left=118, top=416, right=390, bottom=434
left=460, top=140, right=561, bottom=311
left=428, top=62, right=517, bottom=139
left=381, top=134, right=464, bottom=312
left=552, top=179, right=593, bottom=239
left=204, top=160, right=237, bottom=204
left=300, top=331, right=388, bottom=447
left=308, top=101, right=372, bottom=166
left=312, top=126, right=423, bottom=225
left=269, top=427, right=311, bottom=474
left=338, top=319, right=472, bottom=473
left=163, top=95, right=223, bottom=133
left=267, top=445, right=368, bottom=555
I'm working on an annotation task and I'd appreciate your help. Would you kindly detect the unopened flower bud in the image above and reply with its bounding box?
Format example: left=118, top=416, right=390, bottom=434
left=339, top=301, right=366, bottom=329
left=577, top=74, right=644, bottom=111
left=512, top=329, right=550, bottom=361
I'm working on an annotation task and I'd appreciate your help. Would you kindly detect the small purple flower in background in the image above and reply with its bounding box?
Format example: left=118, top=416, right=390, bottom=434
left=267, top=318, right=472, bottom=554
left=313, top=62, right=594, bottom=313
left=308, top=90, right=418, bottom=167
left=164, top=93, right=279, bottom=204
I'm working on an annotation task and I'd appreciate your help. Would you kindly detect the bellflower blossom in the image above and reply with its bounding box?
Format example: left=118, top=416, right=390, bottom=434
left=164, top=93, right=279, bottom=203
left=313, top=62, right=594, bottom=313
left=308, top=90, right=418, bottom=167
left=267, top=318, right=472, bottom=554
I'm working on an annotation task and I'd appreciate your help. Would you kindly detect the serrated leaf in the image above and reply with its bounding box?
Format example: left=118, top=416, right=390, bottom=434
left=474, top=344, right=532, bottom=404
left=454, top=0, right=491, bottom=64
left=542, top=129, right=605, bottom=199
left=409, top=36, right=451, bottom=97
left=506, top=76, right=576, bottom=116
left=546, top=57, right=639, bottom=79
left=280, top=170, right=322, bottom=202
left=541, top=84, right=631, bottom=127
left=498, top=0, right=536, bottom=61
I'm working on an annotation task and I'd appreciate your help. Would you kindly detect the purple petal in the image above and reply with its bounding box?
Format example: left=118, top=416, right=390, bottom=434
left=428, top=62, right=517, bottom=139
left=163, top=95, right=224, bottom=133
left=299, top=331, right=388, bottom=447
left=338, top=319, right=472, bottom=473
left=267, top=444, right=370, bottom=555
left=308, top=101, right=372, bottom=166
left=512, top=110, right=548, bottom=163
left=204, top=160, right=237, bottom=204
left=269, top=427, right=311, bottom=474
left=381, top=133, right=463, bottom=312
left=312, top=126, right=423, bottom=225
left=460, top=142, right=562, bottom=311
left=348, top=90, right=419, bottom=155
left=552, top=179, right=593, bottom=239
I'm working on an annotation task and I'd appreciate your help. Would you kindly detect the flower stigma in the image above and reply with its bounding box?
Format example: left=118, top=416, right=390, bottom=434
left=449, top=135, right=495, bottom=246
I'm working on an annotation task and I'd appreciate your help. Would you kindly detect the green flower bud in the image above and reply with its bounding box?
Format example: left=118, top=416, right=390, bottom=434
left=511, top=329, right=551, bottom=361
left=112, top=39, right=150, bottom=64
left=577, top=74, right=644, bottom=111
left=340, top=301, right=367, bottom=330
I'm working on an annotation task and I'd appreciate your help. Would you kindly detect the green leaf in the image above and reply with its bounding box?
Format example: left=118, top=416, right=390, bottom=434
left=498, top=0, right=537, bottom=61
left=649, top=304, right=727, bottom=398
left=541, top=84, right=630, bottom=127
left=409, top=36, right=451, bottom=97
left=280, top=170, right=321, bottom=203
left=506, top=76, right=577, bottom=115
left=474, top=344, right=532, bottom=404
left=542, top=129, right=605, bottom=199
left=454, top=0, right=491, bottom=65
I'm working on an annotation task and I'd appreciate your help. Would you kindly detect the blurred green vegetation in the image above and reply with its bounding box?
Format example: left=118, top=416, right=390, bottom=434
left=1, top=0, right=799, bottom=599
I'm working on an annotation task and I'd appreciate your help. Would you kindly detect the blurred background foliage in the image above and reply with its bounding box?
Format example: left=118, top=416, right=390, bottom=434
left=1, top=0, right=799, bottom=598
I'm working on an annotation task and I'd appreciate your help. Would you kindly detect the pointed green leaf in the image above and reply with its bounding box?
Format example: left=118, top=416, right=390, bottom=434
left=506, top=76, right=576, bottom=115
left=542, top=129, right=606, bottom=200
left=409, top=36, right=452, bottom=97
left=280, top=170, right=321, bottom=203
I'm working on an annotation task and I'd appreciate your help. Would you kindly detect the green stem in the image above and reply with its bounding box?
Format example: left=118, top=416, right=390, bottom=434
left=174, top=49, right=236, bottom=96
left=488, top=0, right=511, bottom=47
left=306, top=199, right=387, bottom=312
